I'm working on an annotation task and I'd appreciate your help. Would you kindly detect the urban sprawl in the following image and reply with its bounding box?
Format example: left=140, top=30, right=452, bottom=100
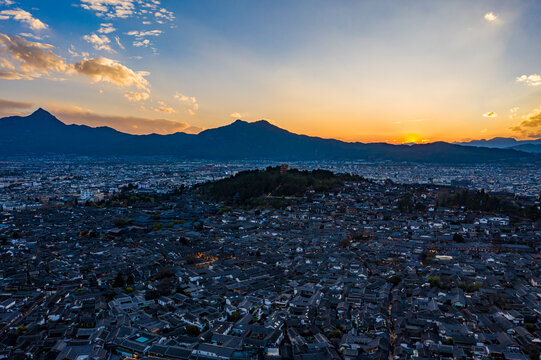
left=0, top=158, right=540, bottom=360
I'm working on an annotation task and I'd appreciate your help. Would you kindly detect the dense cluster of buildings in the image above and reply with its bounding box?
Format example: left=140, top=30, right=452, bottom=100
left=2, top=159, right=540, bottom=212
left=0, top=159, right=540, bottom=359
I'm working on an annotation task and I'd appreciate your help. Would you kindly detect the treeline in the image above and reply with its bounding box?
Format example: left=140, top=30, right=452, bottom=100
left=195, top=166, right=364, bottom=208
left=438, top=189, right=540, bottom=221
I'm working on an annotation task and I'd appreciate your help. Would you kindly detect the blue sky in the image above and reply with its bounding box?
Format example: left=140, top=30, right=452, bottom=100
left=1, top=0, right=541, bottom=142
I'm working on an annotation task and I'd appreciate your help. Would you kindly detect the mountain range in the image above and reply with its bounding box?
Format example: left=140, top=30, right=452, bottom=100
left=455, top=137, right=541, bottom=153
left=0, top=108, right=539, bottom=164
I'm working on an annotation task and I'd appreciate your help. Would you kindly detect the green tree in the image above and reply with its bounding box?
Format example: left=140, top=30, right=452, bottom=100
left=185, top=325, right=201, bottom=337
left=327, top=328, right=342, bottom=339
left=340, top=238, right=351, bottom=248
left=427, top=276, right=442, bottom=288
left=388, top=275, right=402, bottom=286
left=154, top=267, right=174, bottom=280
left=453, top=233, right=465, bottom=243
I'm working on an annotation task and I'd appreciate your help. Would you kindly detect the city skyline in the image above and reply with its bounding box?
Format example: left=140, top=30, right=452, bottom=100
left=1, top=0, right=541, bottom=143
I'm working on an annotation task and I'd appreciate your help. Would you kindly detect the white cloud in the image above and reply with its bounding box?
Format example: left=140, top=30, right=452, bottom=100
left=98, top=23, right=116, bottom=34
left=126, top=29, right=162, bottom=37
left=80, top=0, right=174, bottom=22
left=174, top=92, right=198, bottom=115
left=133, top=39, right=150, bottom=47
left=68, top=45, right=90, bottom=58
left=174, top=92, right=196, bottom=104
left=126, top=29, right=162, bottom=48
left=72, top=57, right=150, bottom=91
left=0, top=8, right=47, bottom=30
left=124, top=90, right=149, bottom=101
left=230, top=112, right=242, bottom=118
left=19, top=32, right=42, bottom=40
left=484, top=12, right=498, bottom=23
left=155, top=8, right=174, bottom=21
left=83, top=33, right=113, bottom=51
left=516, top=74, right=541, bottom=87
left=114, top=35, right=125, bottom=50
left=482, top=111, right=497, bottom=118
left=153, top=100, right=175, bottom=113
left=141, top=0, right=160, bottom=11
left=80, top=0, right=136, bottom=19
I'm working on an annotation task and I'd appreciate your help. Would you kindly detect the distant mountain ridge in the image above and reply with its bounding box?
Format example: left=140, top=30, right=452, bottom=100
left=455, top=137, right=541, bottom=153
left=0, top=108, right=539, bottom=163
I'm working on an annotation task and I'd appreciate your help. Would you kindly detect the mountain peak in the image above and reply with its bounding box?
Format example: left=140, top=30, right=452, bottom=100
left=490, top=137, right=517, bottom=142
left=29, top=107, right=57, bottom=119
left=253, top=119, right=273, bottom=126
left=229, top=119, right=275, bottom=127
left=31, top=107, right=52, bottom=116
left=25, top=107, right=64, bottom=126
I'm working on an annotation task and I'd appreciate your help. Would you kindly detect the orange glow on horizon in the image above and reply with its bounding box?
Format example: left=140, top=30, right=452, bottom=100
left=399, top=133, right=429, bottom=144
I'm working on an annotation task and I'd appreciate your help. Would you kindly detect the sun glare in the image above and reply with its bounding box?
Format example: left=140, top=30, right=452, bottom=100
left=400, top=133, right=425, bottom=144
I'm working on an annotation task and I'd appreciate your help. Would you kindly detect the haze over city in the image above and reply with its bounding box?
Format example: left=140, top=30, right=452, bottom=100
left=1, top=0, right=541, bottom=143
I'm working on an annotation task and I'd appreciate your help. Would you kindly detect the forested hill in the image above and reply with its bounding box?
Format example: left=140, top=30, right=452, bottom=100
left=194, top=166, right=364, bottom=207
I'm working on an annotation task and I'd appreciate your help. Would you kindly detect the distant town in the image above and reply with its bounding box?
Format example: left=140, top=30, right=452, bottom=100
left=0, top=158, right=540, bottom=359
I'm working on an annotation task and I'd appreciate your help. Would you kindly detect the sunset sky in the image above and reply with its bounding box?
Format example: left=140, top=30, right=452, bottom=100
left=1, top=0, right=541, bottom=143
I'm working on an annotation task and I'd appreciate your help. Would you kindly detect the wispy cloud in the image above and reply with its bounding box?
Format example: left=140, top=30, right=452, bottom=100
left=126, top=29, right=162, bottom=47
left=83, top=33, right=114, bottom=52
left=133, top=39, right=150, bottom=47
left=80, top=0, right=136, bottom=19
left=0, top=99, right=203, bottom=135
left=49, top=104, right=200, bottom=135
left=124, top=91, right=149, bottom=102
left=153, top=100, right=175, bottom=114
left=114, top=35, right=125, bottom=50
left=482, top=111, right=497, bottom=118
left=80, top=0, right=174, bottom=23
left=174, top=92, right=198, bottom=115
left=98, top=23, right=116, bottom=34
left=0, top=8, right=47, bottom=30
left=126, top=30, right=163, bottom=37
left=155, top=8, right=174, bottom=22
left=19, top=32, right=42, bottom=40
left=68, top=45, right=89, bottom=58
left=0, top=97, right=33, bottom=114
